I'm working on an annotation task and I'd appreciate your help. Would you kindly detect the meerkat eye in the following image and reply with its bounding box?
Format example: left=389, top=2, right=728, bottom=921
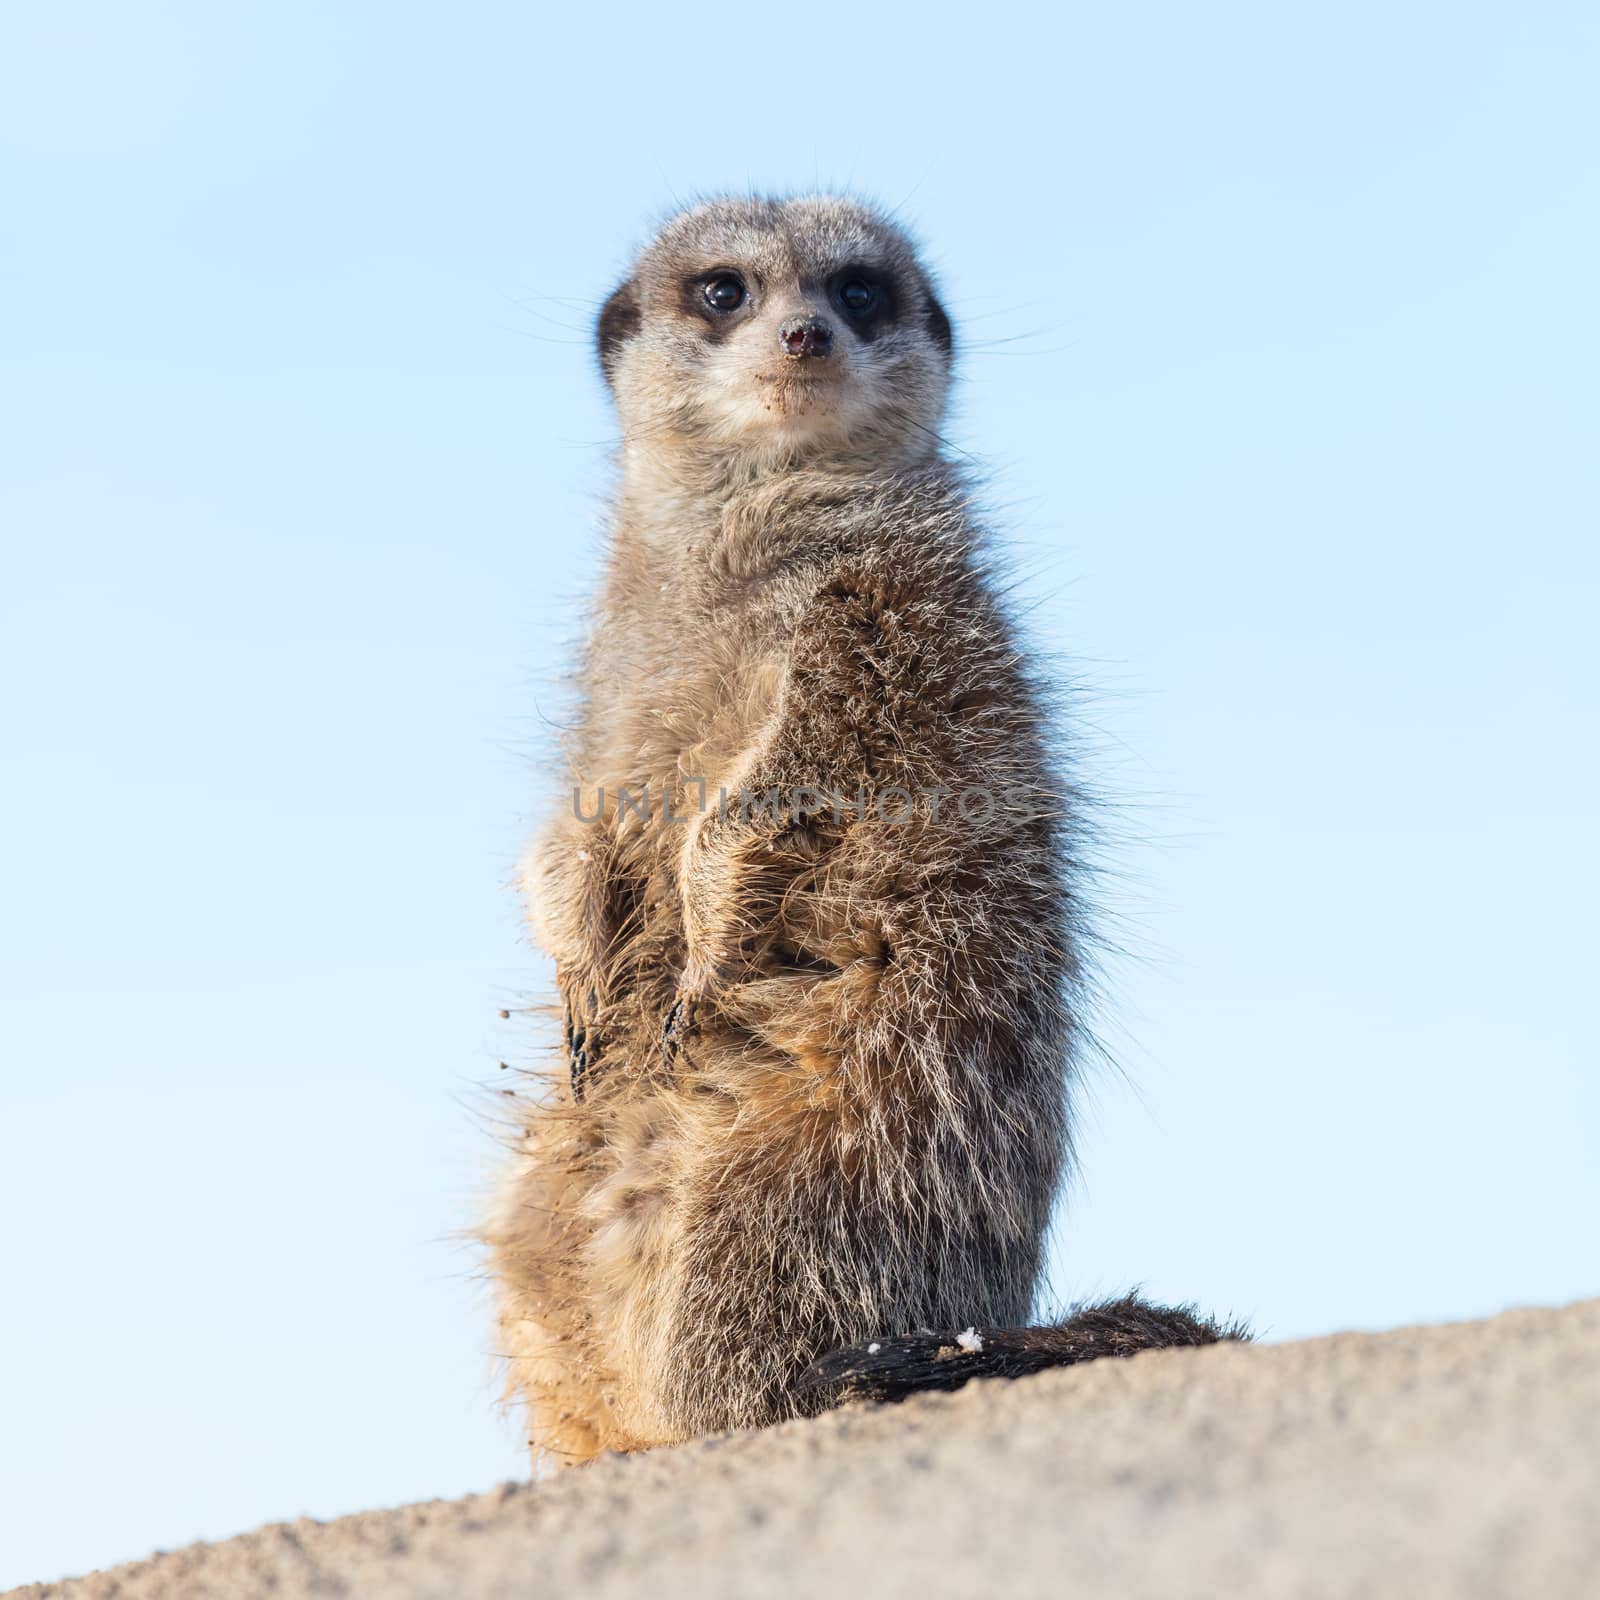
left=703, top=274, right=747, bottom=312
left=838, top=279, right=877, bottom=315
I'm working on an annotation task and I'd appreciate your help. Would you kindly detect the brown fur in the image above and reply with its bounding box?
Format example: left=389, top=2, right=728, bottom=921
left=485, top=196, right=1238, bottom=1467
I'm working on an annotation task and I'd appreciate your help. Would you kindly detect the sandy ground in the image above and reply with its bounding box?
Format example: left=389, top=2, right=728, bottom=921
left=13, top=1297, right=1598, bottom=1599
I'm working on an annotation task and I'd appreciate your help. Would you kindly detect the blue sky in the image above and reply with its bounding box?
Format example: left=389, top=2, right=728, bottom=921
left=2, top=0, right=1596, bottom=1586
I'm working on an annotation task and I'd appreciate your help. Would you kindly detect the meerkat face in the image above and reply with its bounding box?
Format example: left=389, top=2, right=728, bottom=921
left=596, top=196, right=954, bottom=471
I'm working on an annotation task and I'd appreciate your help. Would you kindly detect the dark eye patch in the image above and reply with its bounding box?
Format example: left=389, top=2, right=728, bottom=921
left=681, top=268, right=754, bottom=339
left=828, top=266, right=895, bottom=342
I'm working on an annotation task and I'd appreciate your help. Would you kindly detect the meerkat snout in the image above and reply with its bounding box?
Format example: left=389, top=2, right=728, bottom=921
left=779, top=315, right=834, bottom=359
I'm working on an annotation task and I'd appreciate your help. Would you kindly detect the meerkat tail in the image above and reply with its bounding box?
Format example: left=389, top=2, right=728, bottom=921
left=802, top=1293, right=1250, bottom=1404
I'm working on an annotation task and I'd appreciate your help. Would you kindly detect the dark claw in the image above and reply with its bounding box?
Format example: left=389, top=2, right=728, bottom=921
left=559, top=979, right=605, bottom=1103
left=661, top=998, right=694, bottom=1066
left=569, top=1027, right=589, bottom=1101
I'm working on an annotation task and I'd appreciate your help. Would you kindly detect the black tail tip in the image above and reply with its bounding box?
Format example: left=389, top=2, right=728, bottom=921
left=803, top=1293, right=1250, bottom=1405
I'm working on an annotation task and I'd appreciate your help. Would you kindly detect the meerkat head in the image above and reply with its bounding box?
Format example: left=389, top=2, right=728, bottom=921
left=596, top=195, right=954, bottom=478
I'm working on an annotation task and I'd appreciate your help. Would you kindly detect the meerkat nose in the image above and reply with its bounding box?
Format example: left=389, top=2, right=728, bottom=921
left=780, top=315, right=834, bottom=359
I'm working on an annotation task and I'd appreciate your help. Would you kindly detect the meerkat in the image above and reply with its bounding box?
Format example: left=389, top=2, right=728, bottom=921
left=485, top=194, right=1242, bottom=1467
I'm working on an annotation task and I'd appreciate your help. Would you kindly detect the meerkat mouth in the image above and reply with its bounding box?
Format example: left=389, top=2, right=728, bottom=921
left=751, top=368, right=843, bottom=420
left=754, top=370, right=836, bottom=386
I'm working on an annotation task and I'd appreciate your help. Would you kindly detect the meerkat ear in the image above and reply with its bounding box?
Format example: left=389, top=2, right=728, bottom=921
left=596, top=278, right=642, bottom=387
left=924, top=290, right=954, bottom=356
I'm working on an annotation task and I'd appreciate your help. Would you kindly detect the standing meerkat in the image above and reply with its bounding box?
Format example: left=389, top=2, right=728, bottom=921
left=487, top=195, right=1241, bottom=1466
